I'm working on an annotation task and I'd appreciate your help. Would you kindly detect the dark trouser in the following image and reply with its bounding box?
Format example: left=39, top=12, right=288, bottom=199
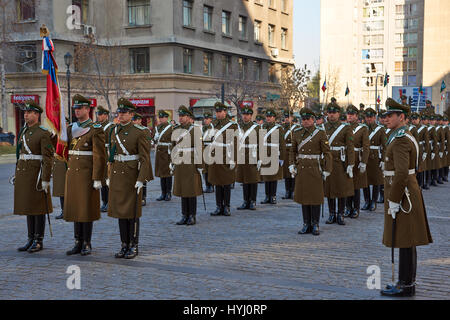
left=101, top=186, right=109, bottom=206
left=284, top=177, right=295, bottom=193
left=26, top=215, right=46, bottom=241
left=425, top=170, right=431, bottom=187
left=431, top=169, right=438, bottom=184
left=142, top=182, right=147, bottom=200
left=159, top=177, right=173, bottom=196
left=204, top=173, right=213, bottom=189
left=444, top=166, right=449, bottom=180
left=215, top=185, right=232, bottom=208
left=399, top=247, right=417, bottom=286
left=328, top=198, right=346, bottom=214
left=301, top=205, right=321, bottom=226
left=346, top=189, right=361, bottom=212
left=265, top=181, right=278, bottom=198
left=363, top=185, right=380, bottom=204
left=59, top=197, right=64, bottom=213
left=416, top=172, right=424, bottom=188
left=438, top=167, right=445, bottom=182
left=118, top=218, right=140, bottom=245
left=242, top=183, right=258, bottom=202
left=74, top=222, right=93, bottom=244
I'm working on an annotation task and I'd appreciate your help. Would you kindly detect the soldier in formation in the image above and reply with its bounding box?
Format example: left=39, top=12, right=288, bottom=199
left=153, top=110, right=173, bottom=202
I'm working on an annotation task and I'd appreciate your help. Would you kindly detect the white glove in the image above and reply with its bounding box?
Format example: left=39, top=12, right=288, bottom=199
left=439, top=152, right=444, bottom=158
left=197, top=167, right=203, bottom=175
left=289, top=164, right=297, bottom=178
left=229, top=160, right=236, bottom=170
left=346, top=165, right=354, bottom=178
left=106, top=178, right=110, bottom=187
left=358, top=163, right=367, bottom=173
left=135, top=181, right=144, bottom=195
left=42, top=181, right=50, bottom=193
left=388, top=201, right=400, bottom=220
left=169, top=163, right=175, bottom=175
left=257, top=160, right=262, bottom=171
left=379, top=161, right=385, bottom=171
left=422, top=153, right=427, bottom=162
left=322, top=171, right=330, bottom=181
left=431, top=153, right=435, bottom=160
left=93, top=180, right=102, bottom=190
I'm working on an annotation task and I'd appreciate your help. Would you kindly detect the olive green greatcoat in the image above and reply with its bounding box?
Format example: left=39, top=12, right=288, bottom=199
left=416, top=124, right=429, bottom=172
left=172, top=124, right=204, bottom=197
left=153, top=123, right=173, bottom=178
left=236, top=121, right=261, bottom=184
left=260, top=122, right=285, bottom=182
left=289, top=126, right=332, bottom=205
left=99, top=120, right=114, bottom=186
left=324, top=121, right=355, bottom=198
left=436, top=125, right=446, bottom=168
left=446, top=125, right=450, bottom=166
left=14, top=123, right=54, bottom=216
left=366, top=123, right=386, bottom=185
left=427, top=126, right=439, bottom=170
left=207, top=118, right=239, bottom=186
left=382, top=127, right=433, bottom=248
left=350, top=122, right=370, bottom=189
left=281, top=122, right=300, bottom=178
left=64, top=120, right=106, bottom=223
left=52, top=158, right=67, bottom=197
left=107, top=122, right=151, bottom=219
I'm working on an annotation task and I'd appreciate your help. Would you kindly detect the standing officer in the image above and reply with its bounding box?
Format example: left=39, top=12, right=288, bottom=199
left=289, top=108, right=332, bottom=235
left=345, top=105, right=369, bottom=219
left=96, top=106, right=114, bottom=212
left=281, top=109, right=299, bottom=200
left=154, top=110, right=173, bottom=201
left=208, top=102, right=238, bottom=217
left=108, top=99, right=151, bottom=259
left=172, top=106, right=203, bottom=225
left=380, top=98, right=432, bottom=297
left=409, top=112, right=426, bottom=188
left=132, top=113, right=155, bottom=206
left=14, top=100, right=53, bottom=253
left=428, top=113, right=440, bottom=186
left=52, top=117, right=69, bottom=220
left=65, top=95, right=106, bottom=256
left=378, top=111, right=389, bottom=204
left=236, top=106, right=261, bottom=210
left=260, top=108, right=285, bottom=205
left=256, top=114, right=265, bottom=127
left=435, top=115, right=446, bottom=184
left=444, top=113, right=450, bottom=181
left=362, top=108, right=386, bottom=211
left=324, top=101, right=355, bottom=226
left=416, top=112, right=430, bottom=189
left=202, top=112, right=215, bottom=193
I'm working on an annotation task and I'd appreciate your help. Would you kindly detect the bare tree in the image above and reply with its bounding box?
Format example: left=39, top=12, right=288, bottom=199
left=326, top=64, right=341, bottom=100
left=279, top=65, right=311, bottom=112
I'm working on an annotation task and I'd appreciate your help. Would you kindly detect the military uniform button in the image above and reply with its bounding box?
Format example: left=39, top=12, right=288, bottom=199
left=114, top=171, right=117, bottom=174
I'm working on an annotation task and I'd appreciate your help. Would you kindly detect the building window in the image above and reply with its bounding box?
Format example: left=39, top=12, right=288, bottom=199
left=407, top=75, right=417, bottom=86
left=222, top=11, right=231, bottom=35
left=183, top=0, right=193, bottom=27
left=269, top=0, right=275, bottom=9
left=363, top=21, right=384, bottom=32
left=17, top=0, right=35, bottom=22
left=281, top=0, right=287, bottom=12
left=238, top=57, right=248, bottom=80
left=408, top=47, right=417, bottom=58
left=254, top=20, right=261, bottom=42
left=269, top=63, right=277, bottom=83
left=183, top=48, right=192, bottom=74
left=253, top=60, right=262, bottom=81
left=203, top=5, right=213, bottom=31
left=221, top=55, right=232, bottom=78
left=408, top=61, right=417, bottom=72
left=268, top=24, right=275, bottom=47
left=203, top=52, right=213, bottom=76
left=239, top=16, right=247, bottom=39
left=128, top=0, right=150, bottom=26
left=16, top=44, right=37, bottom=72
left=130, top=48, right=150, bottom=73
left=72, top=0, right=89, bottom=25
left=395, top=61, right=407, bottom=72
left=396, top=5, right=404, bottom=15
left=281, top=28, right=287, bottom=50
left=363, top=6, right=384, bottom=18
left=363, top=34, right=384, bottom=46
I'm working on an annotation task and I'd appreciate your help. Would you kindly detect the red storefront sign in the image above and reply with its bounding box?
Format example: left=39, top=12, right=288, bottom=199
left=11, top=95, right=40, bottom=104
left=129, top=98, right=155, bottom=107
left=190, top=98, right=200, bottom=107
left=88, top=98, right=97, bottom=107
left=240, top=101, right=254, bottom=108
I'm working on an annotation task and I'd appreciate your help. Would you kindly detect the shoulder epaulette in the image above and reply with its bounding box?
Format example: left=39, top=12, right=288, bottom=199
left=134, top=124, right=147, bottom=130
left=39, top=126, right=50, bottom=132
left=92, top=123, right=102, bottom=129
left=396, top=129, right=406, bottom=138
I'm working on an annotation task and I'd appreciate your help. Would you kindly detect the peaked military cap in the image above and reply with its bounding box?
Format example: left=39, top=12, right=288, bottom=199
left=364, top=107, right=377, bottom=117
left=214, top=102, right=228, bottom=112
left=379, top=110, right=387, bottom=118
left=385, top=98, right=410, bottom=116
left=72, top=94, right=91, bottom=108
left=178, top=105, right=193, bottom=117
left=265, top=108, right=277, bottom=117
left=359, top=103, right=365, bottom=109
left=410, top=112, right=420, bottom=119
left=133, top=113, right=143, bottom=120
left=203, top=111, right=213, bottom=119
left=255, top=114, right=265, bottom=121
left=22, top=100, right=43, bottom=113
left=241, top=106, right=254, bottom=115
left=330, top=97, right=337, bottom=103
left=315, top=112, right=324, bottom=119
left=326, top=102, right=341, bottom=113
left=283, top=109, right=291, bottom=117
left=426, top=100, right=432, bottom=105
left=300, top=107, right=316, bottom=118
left=97, top=106, right=109, bottom=115
left=401, top=95, right=408, bottom=101
left=340, top=112, right=347, bottom=121
left=346, top=104, right=358, bottom=114
left=117, top=98, right=136, bottom=112
left=158, top=110, right=169, bottom=118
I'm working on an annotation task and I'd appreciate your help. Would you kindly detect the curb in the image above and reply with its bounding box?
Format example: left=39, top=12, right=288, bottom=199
left=0, top=154, right=16, bottom=165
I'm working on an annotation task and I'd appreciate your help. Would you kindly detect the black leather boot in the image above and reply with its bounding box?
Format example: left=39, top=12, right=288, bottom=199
left=80, top=222, right=93, bottom=256
left=326, top=198, right=336, bottom=224
left=431, top=170, right=438, bottom=186
left=115, top=243, right=129, bottom=259
left=18, top=216, right=35, bottom=252
left=261, top=182, right=270, bottom=204
left=101, top=186, right=108, bottom=212
left=210, top=186, right=224, bottom=216
left=362, top=187, right=370, bottom=210
left=350, top=190, right=360, bottom=219
left=125, top=218, right=139, bottom=259
left=186, top=215, right=196, bottom=225
left=223, top=185, right=231, bottom=216
left=115, top=219, right=129, bottom=258
left=238, top=185, right=250, bottom=210
left=370, top=185, right=378, bottom=211
left=67, top=222, right=83, bottom=255
left=336, top=198, right=346, bottom=225
left=282, top=179, right=290, bottom=199
left=377, top=185, right=384, bottom=203
left=157, top=177, right=166, bottom=201
left=186, top=198, right=197, bottom=225
left=177, top=198, right=189, bottom=224
left=311, top=205, right=321, bottom=236
left=165, top=192, right=172, bottom=201
left=298, top=206, right=312, bottom=234
left=344, top=197, right=352, bottom=217
left=28, top=215, right=45, bottom=253
left=437, top=168, right=444, bottom=184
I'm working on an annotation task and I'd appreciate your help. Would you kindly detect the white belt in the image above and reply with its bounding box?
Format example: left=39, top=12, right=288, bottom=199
left=105, top=144, right=109, bottom=148
left=384, top=169, right=415, bottom=177
left=212, top=142, right=231, bottom=148
left=19, top=154, right=43, bottom=161
left=114, top=154, right=139, bottom=162
left=370, top=146, right=381, bottom=150
left=286, top=143, right=293, bottom=147
left=264, top=143, right=279, bottom=147
left=297, top=154, right=321, bottom=160
left=330, top=146, right=346, bottom=151
left=243, top=144, right=257, bottom=148
left=177, top=147, right=195, bottom=153
left=419, top=141, right=425, bottom=145
left=69, top=150, right=93, bottom=156
left=354, top=147, right=362, bottom=152
left=157, top=142, right=172, bottom=147
left=204, top=142, right=212, bottom=146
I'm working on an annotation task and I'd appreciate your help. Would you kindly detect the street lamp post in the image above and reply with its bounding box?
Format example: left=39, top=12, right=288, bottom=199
left=64, top=52, right=73, bottom=123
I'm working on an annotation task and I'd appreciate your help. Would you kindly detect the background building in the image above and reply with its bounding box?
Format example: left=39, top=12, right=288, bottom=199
left=320, top=0, right=449, bottom=112
left=3, top=0, right=294, bottom=136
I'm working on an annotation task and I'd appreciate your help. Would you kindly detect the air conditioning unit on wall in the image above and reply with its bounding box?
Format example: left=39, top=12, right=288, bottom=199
left=271, top=48, right=279, bottom=57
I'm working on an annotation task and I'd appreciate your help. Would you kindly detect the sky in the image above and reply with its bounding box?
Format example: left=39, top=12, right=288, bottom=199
left=293, top=0, right=321, bottom=74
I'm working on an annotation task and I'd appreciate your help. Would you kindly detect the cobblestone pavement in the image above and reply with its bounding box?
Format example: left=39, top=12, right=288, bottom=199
left=0, top=157, right=448, bottom=300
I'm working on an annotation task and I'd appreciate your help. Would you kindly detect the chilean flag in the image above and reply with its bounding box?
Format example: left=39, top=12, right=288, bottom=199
left=42, top=36, right=68, bottom=160
left=321, top=79, right=327, bottom=93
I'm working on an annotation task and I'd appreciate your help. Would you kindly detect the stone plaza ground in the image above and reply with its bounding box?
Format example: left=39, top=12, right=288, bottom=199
left=0, top=154, right=448, bottom=300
